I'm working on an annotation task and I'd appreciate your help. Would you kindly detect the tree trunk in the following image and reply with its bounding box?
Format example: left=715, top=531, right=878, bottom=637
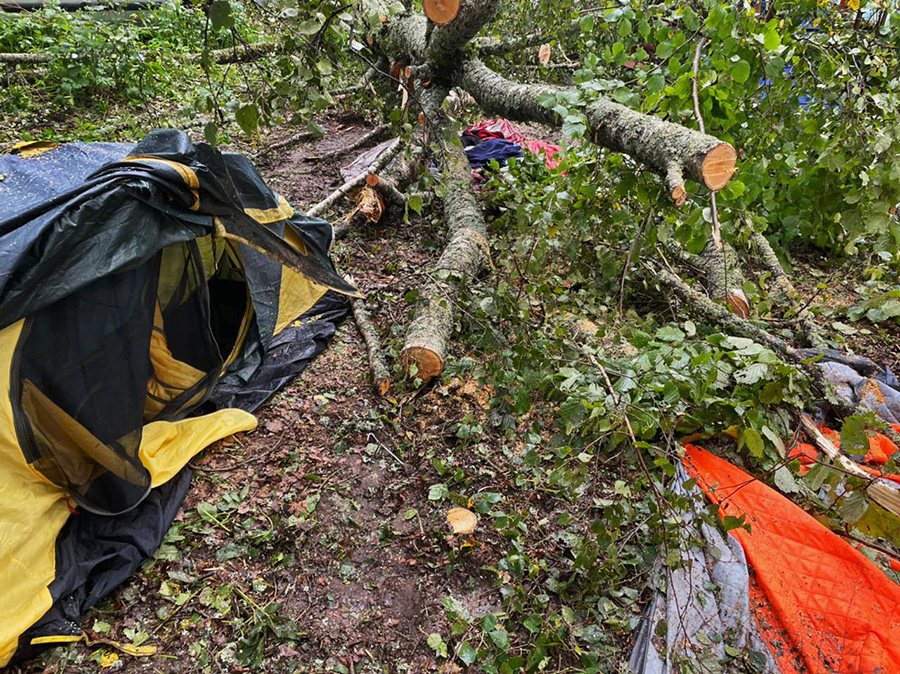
left=401, top=96, right=490, bottom=383
left=424, top=0, right=500, bottom=66
left=371, top=1, right=735, bottom=201
left=456, top=58, right=736, bottom=198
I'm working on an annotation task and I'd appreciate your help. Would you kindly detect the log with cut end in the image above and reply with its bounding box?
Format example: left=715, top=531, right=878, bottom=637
left=333, top=148, right=422, bottom=239
left=372, top=0, right=735, bottom=199
left=697, top=239, right=750, bottom=318
left=423, top=0, right=461, bottom=24
left=422, top=0, right=500, bottom=65
left=306, top=138, right=402, bottom=218
left=401, top=123, right=490, bottom=383
left=378, top=0, right=499, bottom=70
left=455, top=58, right=736, bottom=200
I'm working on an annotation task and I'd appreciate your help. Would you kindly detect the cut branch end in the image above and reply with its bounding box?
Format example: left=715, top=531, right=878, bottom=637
left=701, top=143, right=737, bottom=190
left=423, top=0, right=462, bottom=25
left=402, top=346, right=444, bottom=383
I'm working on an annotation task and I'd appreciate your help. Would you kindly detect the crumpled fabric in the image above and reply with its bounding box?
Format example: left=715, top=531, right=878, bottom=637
left=463, top=138, right=524, bottom=168
left=684, top=444, right=900, bottom=674
left=629, top=466, right=779, bottom=674
left=461, top=118, right=562, bottom=170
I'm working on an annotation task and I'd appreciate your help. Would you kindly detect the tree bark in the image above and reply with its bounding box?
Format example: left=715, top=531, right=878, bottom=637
left=424, top=0, right=500, bottom=66
left=748, top=229, right=827, bottom=349
left=697, top=239, right=750, bottom=318
left=455, top=58, right=736, bottom=197
left=348, top=284, right=392, bottom=396
left=401, top=93, right=490, bottom=383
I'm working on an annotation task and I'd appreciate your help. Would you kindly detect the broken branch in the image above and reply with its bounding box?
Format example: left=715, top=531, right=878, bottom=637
left=307, top=137, right=402, bottom=218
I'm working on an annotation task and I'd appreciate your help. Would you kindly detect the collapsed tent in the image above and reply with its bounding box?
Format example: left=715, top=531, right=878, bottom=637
left=0, top=130, right=357, bottom=665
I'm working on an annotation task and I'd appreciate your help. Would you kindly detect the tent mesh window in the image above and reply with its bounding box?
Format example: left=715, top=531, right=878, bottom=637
left=11, top=257, right=160, bottom=516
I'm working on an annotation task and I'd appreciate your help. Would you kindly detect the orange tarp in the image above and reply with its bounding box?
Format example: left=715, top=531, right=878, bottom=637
left=683, top=444, right=900, bottom=674
left=790, top=423, right=900, bottom=484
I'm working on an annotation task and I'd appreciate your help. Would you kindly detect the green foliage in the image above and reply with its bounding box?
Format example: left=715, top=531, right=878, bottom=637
left=0, top=2, right=215, bottom=109
left=491, top=0, right=900, bottom=258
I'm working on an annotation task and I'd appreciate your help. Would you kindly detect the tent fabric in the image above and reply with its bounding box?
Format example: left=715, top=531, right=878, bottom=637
left=797, top=348, right=900, bottom=424
left=0, top=130, right=354, bottom=665
left=790, top=423, right=900, bottom=486
left=683, top=444, right=900, bottom=674
left=628, top=466, right=779, bottom=674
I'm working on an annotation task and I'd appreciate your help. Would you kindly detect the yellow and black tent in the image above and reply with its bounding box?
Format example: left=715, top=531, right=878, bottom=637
left=0, top=129, right=357, bottom=664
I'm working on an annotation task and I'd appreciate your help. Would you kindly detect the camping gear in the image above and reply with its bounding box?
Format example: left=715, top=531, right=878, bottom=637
left=463, top=137, right=524, bottom=168
left=798, top=348, right=900, bottom=424
left=629, top=466, right=778, bottom=674
left=461, top=118, right=562, bottom=171
left=0, top=130, right=356, bottom=665
left=631, top=445, right=900, bottom=673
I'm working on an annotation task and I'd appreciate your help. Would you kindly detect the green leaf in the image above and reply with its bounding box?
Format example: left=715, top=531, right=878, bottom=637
left=426, top=633, right=448, bottom=658
left=428, top=483, right=449, bottom=501
left=839, top=489, right=868, bottom=524
left=235, top=104, right=259, bottom=134
left=655, top=325, right=685, bottom=342
left=457, top=641, right=477, bottom=665
left=297, top=19, right=323, bottom=35
left=763, top=29, right=781, bottom=50
left=203, top=122, right=218, bottom=148
left=742, top=427, right=764, bottom=458
left=489, top=629, right=509, bottom=650
left=646, top=73, right=665, bottom=94
left=407, top=194, right=423, bottom=215
left=730, top=59, right=751, bottom=83
left=774, top=466, right=799, bottom=494
left=579, top=15, right=594, bottom=33
left=208, top=1, right=234, bottom=30
left=316, top=58, right=333, bottom=75
left=840, top=415, right=870, bottom=457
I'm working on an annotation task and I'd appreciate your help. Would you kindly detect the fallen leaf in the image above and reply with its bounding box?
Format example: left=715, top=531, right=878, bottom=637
left=538, top=43, right=551, bottom=66
left=447, top=507, right=477, bottom=534
left=99, top=652, right=119, bottom=668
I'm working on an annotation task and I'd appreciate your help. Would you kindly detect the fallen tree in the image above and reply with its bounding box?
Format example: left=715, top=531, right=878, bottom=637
left=400, top=88, right=492, bottom=383
left=369, top=0, right=736, bottom=204
left=355, top=0, right=737, bottom=383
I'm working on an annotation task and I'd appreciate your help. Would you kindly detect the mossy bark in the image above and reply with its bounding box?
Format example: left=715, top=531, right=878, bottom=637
left=425, top=0, right=500, bottom=67
left=401, top=104, right=490, bottom=383
left=749, top=230, right=827, bottom=349
left=455, top=58, right=734, bottom=192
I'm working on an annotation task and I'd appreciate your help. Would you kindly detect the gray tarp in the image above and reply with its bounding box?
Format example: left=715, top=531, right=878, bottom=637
left=629, top=468, right=779, bottom=674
